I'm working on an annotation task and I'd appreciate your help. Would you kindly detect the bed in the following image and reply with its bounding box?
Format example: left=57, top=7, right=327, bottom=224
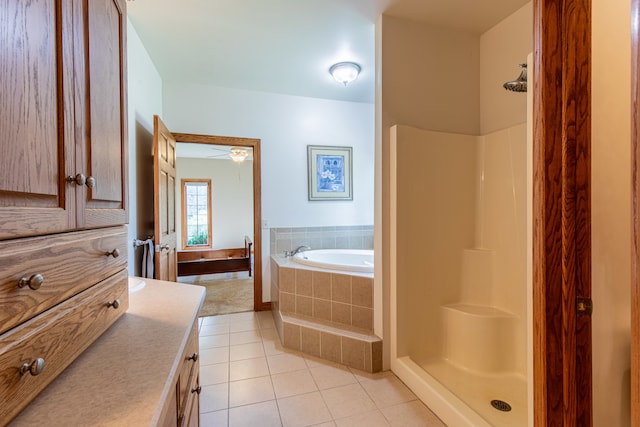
left=177, top=235, right=252, bottom=277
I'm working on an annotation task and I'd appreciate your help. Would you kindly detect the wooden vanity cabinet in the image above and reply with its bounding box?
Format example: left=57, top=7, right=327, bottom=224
left=0, top=0, right=129, bottom=424
left=158, top=320, right=201, bottom=427
left=0, top=0, right=128, bottom=240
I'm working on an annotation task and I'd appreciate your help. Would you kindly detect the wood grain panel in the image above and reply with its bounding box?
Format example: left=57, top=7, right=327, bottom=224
left=154, top=116, right=178, bottom=281
left=631, top=0, right=640, bottom=424
left=0, top=227, right=127, bottom=334
left=0, top=270, right=128, bottom=423
left=74, top=0, right=128, bottom=227
left=0, top=0, right=76, bottom=238
left=533, top=0, right=592, bottom=425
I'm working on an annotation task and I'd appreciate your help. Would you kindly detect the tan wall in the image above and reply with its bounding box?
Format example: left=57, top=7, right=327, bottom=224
left=392, top=125, right=477, bottom=362
left=479, top=2, right=532, bottom=134
left=592, top=0, right=631, bottom=424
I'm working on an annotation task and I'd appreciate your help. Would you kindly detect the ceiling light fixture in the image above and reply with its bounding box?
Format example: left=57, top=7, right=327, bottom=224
left=329, top=62, right=361, bottom=86
left=229, top=147, right=249, bottom=162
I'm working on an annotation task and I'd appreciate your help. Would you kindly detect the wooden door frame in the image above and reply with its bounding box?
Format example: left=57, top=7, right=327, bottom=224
left=631, top=0, right=640, bottom=423
left=533, top=0, right=592, bottom=425
left=172, top=132, right=270, bottom=311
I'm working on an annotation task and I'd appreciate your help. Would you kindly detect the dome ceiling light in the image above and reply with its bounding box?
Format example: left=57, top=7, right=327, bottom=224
left=229, top=147, right=249, bottom=162
left=329, top=62, right=361, bottom=86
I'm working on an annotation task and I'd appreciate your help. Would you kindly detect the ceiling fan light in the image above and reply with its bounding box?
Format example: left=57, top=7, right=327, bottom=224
left=329, top=62, right=361, bottom=86
left=229, top=147, right=249, bottom=162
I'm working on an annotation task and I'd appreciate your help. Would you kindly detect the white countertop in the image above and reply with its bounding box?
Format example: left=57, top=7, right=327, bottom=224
left=10, top=277, right=205, bottom=427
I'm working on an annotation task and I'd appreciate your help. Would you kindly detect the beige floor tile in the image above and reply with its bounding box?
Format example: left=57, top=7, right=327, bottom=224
left=351, top=369, right=394, bottom=382
left=271, top=369, right=318, bottom=398
left=200, top=362, right=229, bottom=386
left=201, top=409, right=228, bottom=427
left=199, top=333, right=230, bottom=349
left=277, top=392, right=332, bottom=427
left=230, top=330, right=262, bottom=346
left=230, top=341, right=266, bottom=361
left=311, top=423, right=337, bottom=427
left=310, top=364, right=357, bottom=390
left=380, top=400, right=446, bottom=427
left=267, top=352, right=308, bottom=375
left=321, top=383, right=377, bottom=420
left=229, top=400, right=282, bottom=427
left=200, top=347, right=230, bottom=366
left=229, top=357, right=270, bottom=381
left=360, top=375, right=418, bottom=408
left=334, top=410, right=391, bottom=427
left=229, top=319, right=261, bottom=333
left=261, top=329, right=286, bottom=355
left=200, top=323, right=231, bottom=337
left=228, top=376, right=275, bottom=407
left=303, top=354, right=343, bottom=369
left=200, top=383, right=229, bottom=413
left=201, top=315, right=232, bottom=326
left=227, top=311, right=257, bottom=323
left=256, top=311, right=276, bottom=329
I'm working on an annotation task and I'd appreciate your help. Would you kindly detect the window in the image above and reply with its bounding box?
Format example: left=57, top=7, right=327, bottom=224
left=181, top=179, right=212, bottom=248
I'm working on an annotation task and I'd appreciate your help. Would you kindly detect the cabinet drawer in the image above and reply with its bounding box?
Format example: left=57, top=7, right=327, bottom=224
left=178, top=322, right=200, bottom=427
left=0, top=226, right=127, bottom=334
left=0, top=269, right=128, bottom=424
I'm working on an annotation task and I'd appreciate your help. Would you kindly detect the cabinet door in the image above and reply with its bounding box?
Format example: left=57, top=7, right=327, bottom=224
left=0, top=0, right=76, bottom=239
left=73, top=0, right=128, bottom=228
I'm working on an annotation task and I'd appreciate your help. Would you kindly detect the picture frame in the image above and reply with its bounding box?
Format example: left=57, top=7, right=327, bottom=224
left=307, top=145, right=353, bottom=201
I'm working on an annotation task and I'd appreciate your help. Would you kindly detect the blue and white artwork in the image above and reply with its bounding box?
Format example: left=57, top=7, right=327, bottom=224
left=316, top=154, right=345, bottom=192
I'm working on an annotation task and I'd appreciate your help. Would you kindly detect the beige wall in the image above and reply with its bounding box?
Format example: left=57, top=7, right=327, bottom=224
left=392, top=125, right=477, bottom=362
left=479, top=2, right=532, bottom=134
left=175, top=157, right=253, bottom=251
left=592, top=0, right=631, bottom=424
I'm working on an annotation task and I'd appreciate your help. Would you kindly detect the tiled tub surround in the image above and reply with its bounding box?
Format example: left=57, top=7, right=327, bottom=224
left=271, top=255, right=382, bottom=373
left=270, top=225, right=374, bottom=256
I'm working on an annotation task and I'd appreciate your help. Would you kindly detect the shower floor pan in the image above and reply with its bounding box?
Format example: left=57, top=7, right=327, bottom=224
left=393, top=356, right=527, bottom=427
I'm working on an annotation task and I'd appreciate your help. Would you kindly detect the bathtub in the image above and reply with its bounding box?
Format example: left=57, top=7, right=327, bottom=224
left=293, top=249, right=374, bottom=273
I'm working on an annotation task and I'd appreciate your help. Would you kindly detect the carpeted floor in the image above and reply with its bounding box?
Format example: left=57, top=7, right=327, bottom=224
left=177, top=272, right=253, bottom=317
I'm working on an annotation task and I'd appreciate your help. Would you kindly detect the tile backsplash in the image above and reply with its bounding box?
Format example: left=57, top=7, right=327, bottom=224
left=269, top=225, right=374, bottom=256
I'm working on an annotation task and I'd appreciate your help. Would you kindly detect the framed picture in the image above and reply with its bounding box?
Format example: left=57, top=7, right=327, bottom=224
left=307, top=145, right=353, bottom=201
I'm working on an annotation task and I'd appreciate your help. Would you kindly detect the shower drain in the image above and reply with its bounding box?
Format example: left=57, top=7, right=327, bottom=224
left=490, top=399, right=512, bottom=412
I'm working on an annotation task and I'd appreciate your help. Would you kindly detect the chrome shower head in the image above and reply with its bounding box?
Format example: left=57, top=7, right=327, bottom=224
left=503, top=63, right=527, bottom=93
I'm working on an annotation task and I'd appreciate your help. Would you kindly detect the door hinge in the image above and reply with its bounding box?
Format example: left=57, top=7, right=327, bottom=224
left=577, top=297, right=593, bottom=316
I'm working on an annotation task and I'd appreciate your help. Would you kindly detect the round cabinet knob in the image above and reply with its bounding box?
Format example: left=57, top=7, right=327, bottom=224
left=21, top=358, right=45, bottom=376
left=85, top=176, right=96, bottom=188
left=106, top=248, right=121, bottom=258
left=191, top=385, right=202, bottom=395
left=107, top=299, right=121, bottom=309
left=66, top=173, right=86, bottom=186
left=18, top=273, right=44, bottom=290
left=187, top=353, right=199, bottom=362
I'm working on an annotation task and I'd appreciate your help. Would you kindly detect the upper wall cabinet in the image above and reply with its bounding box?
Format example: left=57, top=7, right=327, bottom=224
left=0, top=0, right=128, bottom=240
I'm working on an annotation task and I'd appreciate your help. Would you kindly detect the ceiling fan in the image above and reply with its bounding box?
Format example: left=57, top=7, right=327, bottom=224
left=205, top=146, right=251, bottom=162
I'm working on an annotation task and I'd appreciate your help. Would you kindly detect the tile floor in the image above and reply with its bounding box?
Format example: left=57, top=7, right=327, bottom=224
left=197, top=311, right=446, bottom=427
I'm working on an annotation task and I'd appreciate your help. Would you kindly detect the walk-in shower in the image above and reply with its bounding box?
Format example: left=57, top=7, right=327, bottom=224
left=503, top=63, right=527, bottom=92
left=390, top=55, right=533, bottom=426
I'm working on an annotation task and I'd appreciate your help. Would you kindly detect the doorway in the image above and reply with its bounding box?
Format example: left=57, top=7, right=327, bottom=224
left=171, top=132, right=267, bottom=313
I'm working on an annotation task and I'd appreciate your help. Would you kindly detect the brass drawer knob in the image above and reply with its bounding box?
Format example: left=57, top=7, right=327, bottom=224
left=66, top=173, right=86, bottom=186
left=191, top=385, right=202, bottom=395
left=106, top=248, right=121, bottom=258
left=107, top=299, right=121, bottom=309
left=187, top=353, right=198, bottom=362
left=18, top=273, right=44, bottom=290
left=66, top=174, right=96, bottom=188
left=21, top=358, right=45, bottom=376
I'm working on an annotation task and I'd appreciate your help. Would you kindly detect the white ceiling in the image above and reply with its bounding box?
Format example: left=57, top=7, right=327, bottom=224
left=127, top=0, right=530, bottom=104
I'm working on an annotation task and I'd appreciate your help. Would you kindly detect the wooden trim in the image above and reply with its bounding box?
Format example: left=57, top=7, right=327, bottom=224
left=172, top=133, right=266, bottom=312
left=533, top=0, right=592, bottom=425
left=180, top=179, right=213, bottom=250
left=631, top=0, right=640, bottom=423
